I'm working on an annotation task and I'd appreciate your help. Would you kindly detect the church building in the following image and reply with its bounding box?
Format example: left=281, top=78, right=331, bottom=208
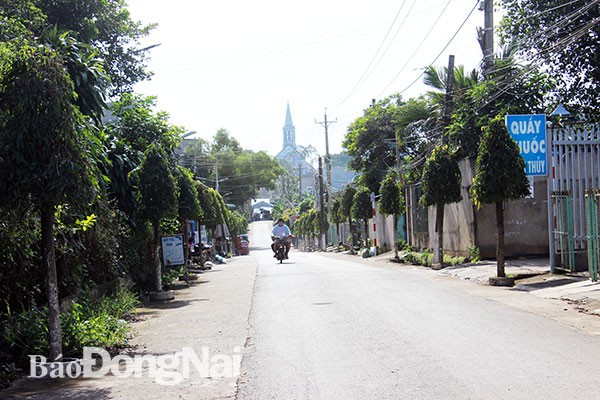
left=275, top=103, right=316, bottom=195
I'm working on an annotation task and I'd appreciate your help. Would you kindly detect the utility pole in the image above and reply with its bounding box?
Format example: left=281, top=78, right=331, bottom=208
left=315, top=109, right=336, bottom=243
left=298, top=163, right=303, bottom=202
left=432, top=54, right=456, bottom=266
left=318, top=157, right=326, bottom=250
left=442, top=54, right=455, bottom=144
left=483, top=0, right=494, bottom=77
left=215, top=157, right=219, bottom=192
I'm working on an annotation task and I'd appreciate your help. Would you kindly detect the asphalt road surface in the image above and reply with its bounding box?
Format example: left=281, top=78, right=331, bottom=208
left=237, top=221, right=600, bottom=400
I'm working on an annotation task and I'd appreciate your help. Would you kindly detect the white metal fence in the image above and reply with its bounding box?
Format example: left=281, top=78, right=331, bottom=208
left=549, top=124, right=600, bottom=270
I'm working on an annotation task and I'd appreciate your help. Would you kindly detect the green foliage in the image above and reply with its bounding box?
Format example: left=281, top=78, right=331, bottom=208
left=468, top=245, right=481, bottom=262
left=379, top=171, right=405, bottom=216
left=294, top=209, right=319, bottom=237
left=228, top=210, right=249, bottom=237
left=61, top=285, right=140, bottom=354
left=2, top=304, right=49, bottom=364
left=470, top=116, right=530, bottom=207
left=340, top=185, right=357, bottom=222
left=343, top=95, right=404, bottom=193
left=330, top=198, right=343, bottom=225
left=402, top=249, right=465, bottom=268
left=34, top=0, right=156, bottom=95
left=2, top=285, right=139, bottom=363
left=177, top=167, right=202, bottom=221
left=161, top=267, right=182, bottom=288
left=420, top=144, right=462, bottom=207
left=135, top=144, right=178, bottom=224
left=351, top=187, right=373, bottom=223
left=447, top=50, right=551, bottom=159
left=0, top=40, right=97, bottom=208
left=498, top=0, right=600, bottom=117
left=404, top=249, right=433, bottom=267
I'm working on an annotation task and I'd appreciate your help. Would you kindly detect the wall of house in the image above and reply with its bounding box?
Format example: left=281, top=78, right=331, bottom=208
left=475, top=177, right=549, bottom=258
left=426, top=159, right=476, bottom=257
left=405, top=159, right=549, bottom=259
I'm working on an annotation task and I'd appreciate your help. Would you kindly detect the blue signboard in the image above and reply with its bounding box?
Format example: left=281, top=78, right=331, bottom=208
left=506, top=114, right=547, bottom=176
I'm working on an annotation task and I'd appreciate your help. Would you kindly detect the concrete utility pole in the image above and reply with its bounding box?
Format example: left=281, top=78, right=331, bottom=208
left=433, top=54, right=456, bottom=266
left=298, top=163, right=303, bottom=202
left=442, top=54, right=455, bottom=143
left=318, top=157, right=326, bottom=250
left=483, top=0, right=494, bottom=77
left=315, top=109, right=337, bottom=221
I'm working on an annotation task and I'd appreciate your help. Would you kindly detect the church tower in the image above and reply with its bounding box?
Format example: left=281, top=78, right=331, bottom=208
left=283, top=102, right=296, bottom=149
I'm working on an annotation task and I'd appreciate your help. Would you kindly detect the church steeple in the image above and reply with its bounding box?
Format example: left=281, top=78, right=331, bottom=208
left=283, top=102, right=296, bottom=149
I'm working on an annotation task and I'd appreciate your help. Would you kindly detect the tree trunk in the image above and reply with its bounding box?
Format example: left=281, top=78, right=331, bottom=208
left=182, top=219, right=189, bottom=274
left=434, top=204, right=444, bottom=266
left=41, top=200, right=63, bottom=361
left=496, top=201, right=505, bottom=278
left=347, top=217, right=354, bottom=253
left=336, top=222, right=340, bottom=250
left=393, top=214, right=399, bottom=259
left=153, top=221, right=162, bottom=292
left=364, top=218, right=369, bottom=246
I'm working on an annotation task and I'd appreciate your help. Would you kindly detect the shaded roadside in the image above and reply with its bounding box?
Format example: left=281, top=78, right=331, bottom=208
left=1, top=254, right=258, bottom=400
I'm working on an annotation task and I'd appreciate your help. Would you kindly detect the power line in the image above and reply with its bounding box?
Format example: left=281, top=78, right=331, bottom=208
left=335, top=0, right=410, bottom=109
left=374, top=0, right=453, bottom=100
left=392, top=1, right=480, bottom=97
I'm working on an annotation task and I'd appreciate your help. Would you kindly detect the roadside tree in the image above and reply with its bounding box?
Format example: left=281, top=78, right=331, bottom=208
left=420, top=144, right=462, bottom=267
left=134, top=144, right=178, bottom=293
left=0, top=42, right=100, bottom=360
left=470, top=116, right=530, bottom=279
left=340, top=185, right=357, bottom=248
left=352, top=187, right=373, bottom=247
left=379, top=171, right=405, bottom=259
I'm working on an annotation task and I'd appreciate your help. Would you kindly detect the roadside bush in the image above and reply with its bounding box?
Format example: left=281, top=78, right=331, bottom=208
left=1, top=285, right=140, bottom=374
left=62, top=285, right=140, bottom=354
left=468, top=245, right=481, bottom=262
left=403, top=250, right=465, bottom=268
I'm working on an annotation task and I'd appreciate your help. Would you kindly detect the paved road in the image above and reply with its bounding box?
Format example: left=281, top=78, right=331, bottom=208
left=237, top=221, right=600, bottom=400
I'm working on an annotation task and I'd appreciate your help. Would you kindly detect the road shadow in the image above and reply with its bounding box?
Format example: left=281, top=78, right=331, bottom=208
left=141, top=298, right=209, bottom=310
left=2, top=377, right=112, bottom=399
left=513, top=277, right=586, bottom=292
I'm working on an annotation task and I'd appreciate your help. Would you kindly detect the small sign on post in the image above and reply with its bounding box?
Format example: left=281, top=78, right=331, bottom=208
left=161, top=235, right=185, bottom=266
left=506, top=114, right=548, bottom=176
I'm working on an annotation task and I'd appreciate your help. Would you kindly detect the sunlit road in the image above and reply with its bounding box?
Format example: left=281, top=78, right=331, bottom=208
left=237, top=221, right=600, bottom=400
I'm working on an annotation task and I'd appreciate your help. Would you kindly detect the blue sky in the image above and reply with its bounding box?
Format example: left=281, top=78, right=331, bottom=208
left=127, top=0, right=491, bottom=157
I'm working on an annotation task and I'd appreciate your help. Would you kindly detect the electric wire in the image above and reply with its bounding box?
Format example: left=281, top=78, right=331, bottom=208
left=336, top=0, right=410, bottom=110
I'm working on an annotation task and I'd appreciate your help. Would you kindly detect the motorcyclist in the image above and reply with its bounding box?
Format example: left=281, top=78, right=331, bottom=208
left=271, top=218, right=292, bottom=259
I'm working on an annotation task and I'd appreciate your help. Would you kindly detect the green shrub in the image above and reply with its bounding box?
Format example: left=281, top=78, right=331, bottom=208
left=0, top=362, right=16, bottom=389
left=2, top=305, right=49, bottom=363
left=161, top=266, right=182, bottom=288
left=62, top=286, right=140, bottom=355
left=2, top=286, right=140, bottom=366
left=468, top=245, right=481, bottom=262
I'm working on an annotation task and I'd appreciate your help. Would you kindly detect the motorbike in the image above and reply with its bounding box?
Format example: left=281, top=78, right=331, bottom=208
left=273, top=236, right=287, bottom=263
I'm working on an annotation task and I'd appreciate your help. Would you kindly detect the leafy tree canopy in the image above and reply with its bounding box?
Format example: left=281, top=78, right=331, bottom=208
left=379, top=171, right=404, bottom=216
left=0, top=40, right=98, bottom=209
left=498, top=0, right=600, bottom=117
left=470, top=115, right=530, bottom=207
left=447, top=48, right=551, bottom=159
left=420, top=144, right=462, bottom=207
left=343, top=95, right=405, bottom=193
